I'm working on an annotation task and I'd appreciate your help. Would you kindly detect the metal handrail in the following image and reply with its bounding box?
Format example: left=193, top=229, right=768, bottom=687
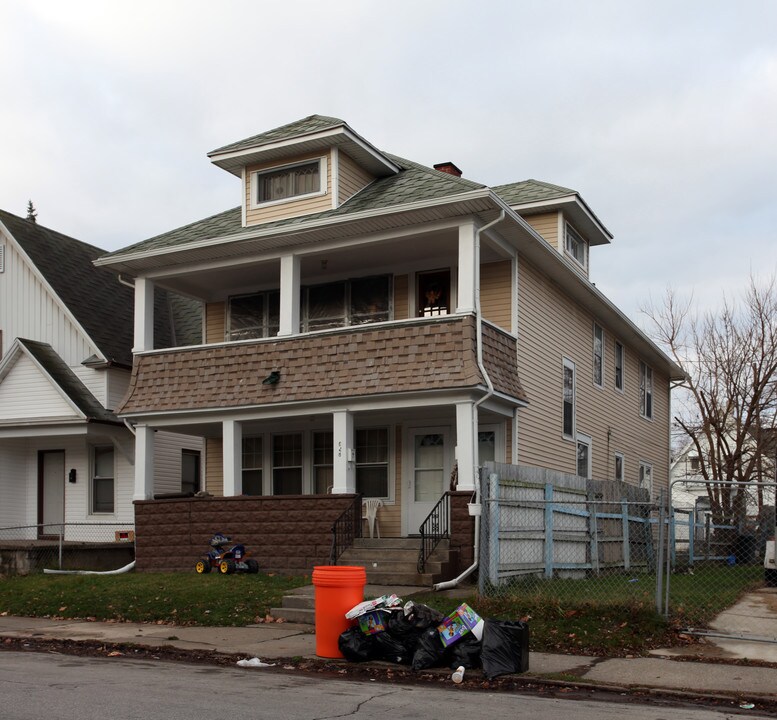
left=329, top=495, right=363, bottom=565
left=417, top=492, right=450, bottom=573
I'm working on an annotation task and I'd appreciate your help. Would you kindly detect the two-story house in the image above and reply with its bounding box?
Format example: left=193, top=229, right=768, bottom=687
left=96, top=115, right=683, bottom=557
left=0, top=210, right=203, bottom=542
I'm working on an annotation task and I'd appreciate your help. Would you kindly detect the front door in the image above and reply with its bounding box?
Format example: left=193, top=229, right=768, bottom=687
left=406, top=428, right=450, bottom=534
left=38, top=450, right=65, bottom=536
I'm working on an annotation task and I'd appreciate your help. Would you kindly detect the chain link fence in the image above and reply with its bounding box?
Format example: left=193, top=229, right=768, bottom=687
left=0, top=523, right=135, bottom=575
left=477, top=464, right=776, bottom=628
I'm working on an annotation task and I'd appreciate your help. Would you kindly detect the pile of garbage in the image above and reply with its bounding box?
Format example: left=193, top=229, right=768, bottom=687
left=338, top=594, right=529, bottom=680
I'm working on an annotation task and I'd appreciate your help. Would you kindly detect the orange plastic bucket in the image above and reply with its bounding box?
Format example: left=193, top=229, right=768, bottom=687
left=312, top=565, right=367, bottom=658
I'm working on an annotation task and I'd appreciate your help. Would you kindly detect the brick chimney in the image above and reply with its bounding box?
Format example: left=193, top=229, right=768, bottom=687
left=433, top=161, right=463, bottom=178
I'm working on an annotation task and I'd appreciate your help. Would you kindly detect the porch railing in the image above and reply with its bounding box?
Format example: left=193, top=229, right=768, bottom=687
left=417, top=492, right=450, bottom=574
left=329, top=495, right=363, bottom=565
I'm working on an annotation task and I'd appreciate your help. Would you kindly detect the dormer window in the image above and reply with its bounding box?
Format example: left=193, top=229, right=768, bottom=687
left=564, top=223, right=588, bottom=270
left=251, top=158, right=326, bottom=208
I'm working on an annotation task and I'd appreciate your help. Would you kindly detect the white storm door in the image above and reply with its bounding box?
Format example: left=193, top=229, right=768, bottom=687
left=406, top=428, right=450, bottom=535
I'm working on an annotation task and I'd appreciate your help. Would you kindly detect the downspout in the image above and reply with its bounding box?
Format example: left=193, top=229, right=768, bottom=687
left=435, top=209, right=505, bottom=591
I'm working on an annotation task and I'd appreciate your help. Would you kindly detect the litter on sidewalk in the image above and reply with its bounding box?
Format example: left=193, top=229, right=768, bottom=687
left=337, top=593, right=529, bottom=678
left=237, top=657, right=275, bottom=668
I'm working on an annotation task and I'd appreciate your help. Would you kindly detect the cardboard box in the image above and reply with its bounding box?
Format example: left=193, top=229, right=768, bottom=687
left=358, top=610, right=388, bottom=635
left=437, top=603, right=483, bottom=647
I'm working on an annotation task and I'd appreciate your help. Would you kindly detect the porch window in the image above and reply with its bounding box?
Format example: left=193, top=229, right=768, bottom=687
left=356, top=428, right=389, bottom=498
left=639, top=361, right=653, bottom=419
left=614, top=341, right=624, bottom=391
left=253, top=159, right=324, bottom=206
left=304, top=276, right=391, bottom=331
left=181, top=449, right=200, bottom=494
left=562, top=357, right=576, bottom=439
left=417, top=269, right=450, bottom=317
left=593, top=323, right=604, bottom=387
left=313, top=431, right=333, bottom=494
left=273, top=433, right=302, bottom=495
left=228, top=291, right=280, bottom=340
left=478, top=431, right=496, bottom=464
left=242, top=435, right=263, bottom=495
left=91, top=446, right=114, bottom=514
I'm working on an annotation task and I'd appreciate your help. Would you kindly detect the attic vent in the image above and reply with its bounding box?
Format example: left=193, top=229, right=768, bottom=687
left=0, top=244, right=4, bottom=273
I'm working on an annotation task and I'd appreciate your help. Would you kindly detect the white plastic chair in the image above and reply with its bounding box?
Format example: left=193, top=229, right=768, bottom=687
left=362, top=498, right=383, bottom=539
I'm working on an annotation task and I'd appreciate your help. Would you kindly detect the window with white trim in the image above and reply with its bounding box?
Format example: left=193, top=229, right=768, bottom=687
left=593, top=323, right=604, bottom=387
left=272, top=433, right=302, bottom=495
left=576, top=433, right=592, bottom=479
left=614, top=452, right=624, bottom=482
left=614, top=341, right=624, bottom=392
left=639, top=461, right=653, bottom=495
left=242, top=435, right=264, bottom=495
left=181, top=449, right=201, bottom=494
left=564, top=223, right=588, bottom=269
left=313, top=431, right=333, bottom=495
left=304, top=275, right=391, bottom=331
left=228, top=291, right=280, bottom=341
left=562, top=357, right=576, bottom=439
left=355, top=428, right=389, bottom=498
left=251, top=158, right=325, bottom=207
left=91, top=446, right=115, bottom=514
left=639, top=361, right=654, bottom=419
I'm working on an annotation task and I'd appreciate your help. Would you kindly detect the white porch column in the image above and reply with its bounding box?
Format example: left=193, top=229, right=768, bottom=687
left=133, top=424, right=155, bottom=501
left=278, top=254, right=300, bottom=336
left=222, top=419, right=243, bottom=496
left=456, top=221, right=477, bottom=314
left=133, top=277, right=155, bottom=353
left=455, top=401, right=477, bottom=491
left=332, top=410, right=356, bottom=494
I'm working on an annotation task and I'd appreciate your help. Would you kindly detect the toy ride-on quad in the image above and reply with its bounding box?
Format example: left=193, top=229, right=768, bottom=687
left=195, top=533, right=260, bottom=575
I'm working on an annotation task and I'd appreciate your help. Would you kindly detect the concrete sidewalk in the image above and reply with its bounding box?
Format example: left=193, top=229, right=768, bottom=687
left=1, top=612, right=776, bottom=704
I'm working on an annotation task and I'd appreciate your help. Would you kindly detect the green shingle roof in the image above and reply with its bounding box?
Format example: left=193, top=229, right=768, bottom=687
left=100, top=155, right=487, bottom=260
left=492, top=179, right=577, bottom=205
left=209, top=114, right=346, bottom=156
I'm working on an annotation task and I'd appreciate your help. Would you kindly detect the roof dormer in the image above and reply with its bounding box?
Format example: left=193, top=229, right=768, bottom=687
left=208, top=115, right=400, bottom=228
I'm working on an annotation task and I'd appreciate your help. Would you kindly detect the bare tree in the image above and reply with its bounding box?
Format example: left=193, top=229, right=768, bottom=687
left=644, top=276, right=777, bottom=527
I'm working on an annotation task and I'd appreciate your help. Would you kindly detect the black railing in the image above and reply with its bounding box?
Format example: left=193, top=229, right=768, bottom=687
left=417, top=492, right=450, bottom=573
left=329, top=495, right=363, bottom=565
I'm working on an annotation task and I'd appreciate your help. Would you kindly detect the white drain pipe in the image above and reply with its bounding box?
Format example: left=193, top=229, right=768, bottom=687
left=434, top=210, right=505, bottom=592
left=44, top=561, right=136, bottom=575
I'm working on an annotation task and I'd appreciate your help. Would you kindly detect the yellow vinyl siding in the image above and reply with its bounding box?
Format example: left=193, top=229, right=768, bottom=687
left=245, top=150, right=332, bottom=226
left=338, top=151, right=374, bottom=204
left=480, top=260, right=512, bottom=331
left=515, top=256, right=669, bottom=494
left=205, top=438, right=223, bottom=496
left=205, top=302, right=226, bottom=344
left=524, top=212, right=560, bottom=251
left=393, top=274, right=409, bottom=319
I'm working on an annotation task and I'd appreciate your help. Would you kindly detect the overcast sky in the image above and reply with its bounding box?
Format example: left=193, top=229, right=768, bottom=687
left=1, top=1, right=775, bottom=324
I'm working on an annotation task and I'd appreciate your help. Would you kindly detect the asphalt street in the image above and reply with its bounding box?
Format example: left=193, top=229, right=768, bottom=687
left=1, top=651, right=768, bottom=720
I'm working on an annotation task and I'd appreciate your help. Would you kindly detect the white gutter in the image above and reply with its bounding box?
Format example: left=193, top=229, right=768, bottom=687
left=434, top=209, right=505, bottom=592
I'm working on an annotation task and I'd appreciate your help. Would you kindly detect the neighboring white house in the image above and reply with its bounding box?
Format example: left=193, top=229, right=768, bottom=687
left=0, top=209, right=203, bottom=540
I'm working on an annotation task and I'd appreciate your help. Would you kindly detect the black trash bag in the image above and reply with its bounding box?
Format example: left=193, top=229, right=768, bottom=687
left=403, top=602, right=445, bottom=630
left=338, top=627, right=379, bottom=663
left=450, top=632, right=482, bottom=670
left=374, top=630, right=414, bottom=665
left=385, top=610, right=426, bottom=654
left=480, top=619, right=529, bottom=679
left=411, top=627, right=453, bottom=670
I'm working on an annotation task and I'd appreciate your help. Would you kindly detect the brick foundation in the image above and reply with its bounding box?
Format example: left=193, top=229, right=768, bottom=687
left=449, top=491, right=477, bottom=577
left=133, top=494, right=359, bottom=574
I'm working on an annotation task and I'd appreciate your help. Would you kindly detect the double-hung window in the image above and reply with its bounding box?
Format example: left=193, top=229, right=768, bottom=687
left=272, top=433, right=303, bottom=495
left=564, top=223, right=588, bottom=270
left=181, top=449, right=201, bottom=494
left=242, top=436, right=264, bottom=495
left=593, top=323, right=604, bottom=387
left=614, top=341, right=624, bottom=392
left=639, top=462, right=653, bottom=494
left=252, top=158, right=325, bottom=206
left=355, top=428, right=389, bottom=498
left=562, top=358, right=576, bottom=439
left=92, top=446, right=114, bottom=514
left=639, top=361, right=654, bottom=419
left=614, top=452, right=624, bottom=482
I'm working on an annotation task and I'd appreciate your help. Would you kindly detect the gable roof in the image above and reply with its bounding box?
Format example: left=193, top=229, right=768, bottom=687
left=493, top=179, right=577, bottom=205
left=1, top=339, right=121, bottom=425
left=0, top=209, right=136, bottom=366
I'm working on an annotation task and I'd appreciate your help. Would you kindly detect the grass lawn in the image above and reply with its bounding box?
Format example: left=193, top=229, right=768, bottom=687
left=0, top=564, right=762, bottom=656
